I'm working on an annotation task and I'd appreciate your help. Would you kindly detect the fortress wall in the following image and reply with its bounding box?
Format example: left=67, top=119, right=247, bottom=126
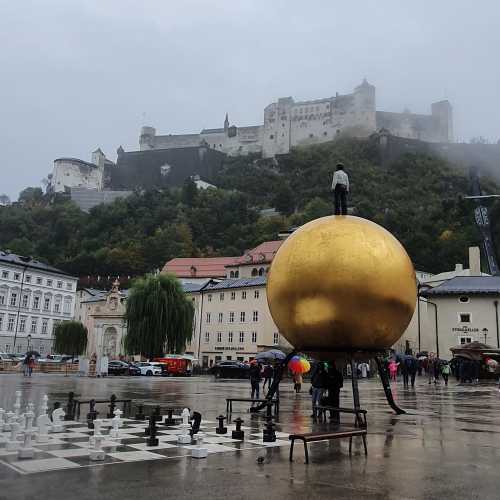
left=153, top=134, right=201, bottom=149
left=52, top=159, right=103, bottom=193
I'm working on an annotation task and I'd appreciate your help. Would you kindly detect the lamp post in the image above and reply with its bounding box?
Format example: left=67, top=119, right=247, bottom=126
left=426, top=300, right=440, bottom=358
left=27, top=334, right=31, bottom=351
left=482, top=328, right=488, bottom=345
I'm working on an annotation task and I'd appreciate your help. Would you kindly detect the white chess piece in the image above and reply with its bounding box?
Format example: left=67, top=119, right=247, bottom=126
left=4, top=412, right=14, bottom=432
left=109, top=408, right=122, bottom=439
left=18, top=409, right=35, bottom=459
left=177, top=408, right=191, bottom=444
left=0, top=408, right=5, bottom=429
left=39, top=395, right=49, bottom=416
left=89, top=421, right=106, bottom=461
left=6, top=421, right=21, bottom=450
left=51, top=407, right=65, bottom=432
left=14, top=391, right=22, bottom=418
left=191, top=432, right=208, bottom=459
left=36, top=414, right=51, bottom=443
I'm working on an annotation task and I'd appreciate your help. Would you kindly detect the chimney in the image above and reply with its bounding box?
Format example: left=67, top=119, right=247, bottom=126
left=469, top=246, right=481, bottom=276
left=455, top=264, right=463, bottom=272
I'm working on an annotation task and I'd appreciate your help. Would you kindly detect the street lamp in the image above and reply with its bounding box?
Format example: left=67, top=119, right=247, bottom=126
left=27, top=334, right=31, bottom=352
left=482, top=328, right=488, bottom=345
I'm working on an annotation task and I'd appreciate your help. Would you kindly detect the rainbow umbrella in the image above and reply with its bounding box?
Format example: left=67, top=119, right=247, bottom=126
left=288, top=356, right=311, bottom=374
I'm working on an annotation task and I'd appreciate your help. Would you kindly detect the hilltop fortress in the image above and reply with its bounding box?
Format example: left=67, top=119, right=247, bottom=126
left=139, top=79, right=453, bottom=157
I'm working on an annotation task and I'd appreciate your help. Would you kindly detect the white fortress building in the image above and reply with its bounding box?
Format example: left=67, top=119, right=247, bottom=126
left=140, top=80, right=453, bottom=158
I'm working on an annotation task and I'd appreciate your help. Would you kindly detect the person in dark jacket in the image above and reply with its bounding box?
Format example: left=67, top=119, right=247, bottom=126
left=262, top=364, right=274, bottom=390
left=310, top=362, right=328, bottom=419
left=324, top=361, right=343, bottom=422
left=249, top=362, right=262, bottom=402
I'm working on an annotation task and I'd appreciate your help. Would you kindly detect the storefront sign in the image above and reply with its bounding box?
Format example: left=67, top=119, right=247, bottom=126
left=452, top=326, right=479, bottom=333
left=215, top=346, right=244, bottom=351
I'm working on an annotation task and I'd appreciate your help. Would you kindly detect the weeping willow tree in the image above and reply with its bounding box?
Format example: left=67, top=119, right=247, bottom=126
left=53, top=321, right=88, bottom=360
left=124, top=273, right=194, bottom=358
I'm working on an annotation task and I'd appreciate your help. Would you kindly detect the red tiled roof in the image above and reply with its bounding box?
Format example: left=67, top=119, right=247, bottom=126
left=162, top=257, right=238, bottom=278
left=227, top=240, right=283, bottom=267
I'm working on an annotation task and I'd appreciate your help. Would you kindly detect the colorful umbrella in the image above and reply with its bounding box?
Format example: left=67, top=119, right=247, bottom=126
left=288, top=356, right=311, bottom=374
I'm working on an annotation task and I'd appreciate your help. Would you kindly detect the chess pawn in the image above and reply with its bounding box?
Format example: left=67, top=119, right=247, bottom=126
left=191, top=432, right=208, bottom=459
left=6, top=421, right=21, bottom=450
left=36, top=414, right=51, bottom=443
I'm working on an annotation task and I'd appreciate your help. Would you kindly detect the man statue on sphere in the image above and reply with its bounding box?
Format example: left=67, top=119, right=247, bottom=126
left=331, top=163, right=349, bottom=215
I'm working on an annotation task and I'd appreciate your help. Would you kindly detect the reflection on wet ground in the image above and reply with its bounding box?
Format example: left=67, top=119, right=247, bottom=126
left=0, top=373, right=499, bottom=499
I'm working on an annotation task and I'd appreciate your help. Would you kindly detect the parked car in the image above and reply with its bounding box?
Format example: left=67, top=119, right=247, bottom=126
left=210, top=361, right=250, bottom=379
left=38, top=354, right=74, bottom=363
left=135, top=362, right=162, bottom=376
left=148, top=362, right=169, bottom=376
left=0, top=352, right=14, bottom=362
left=108, top=360, right=141, bottom=376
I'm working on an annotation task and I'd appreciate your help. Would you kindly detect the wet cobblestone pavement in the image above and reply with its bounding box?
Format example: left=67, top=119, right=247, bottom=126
left=0, top=373, right=499, bottom=499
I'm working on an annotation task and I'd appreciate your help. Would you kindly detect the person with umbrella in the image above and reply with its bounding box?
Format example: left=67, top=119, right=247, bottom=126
left=249, top=360, right=262, bottom=402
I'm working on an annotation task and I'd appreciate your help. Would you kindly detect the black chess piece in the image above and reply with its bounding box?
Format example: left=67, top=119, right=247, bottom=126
left=262, top=414, right=276, bottom=443
left=153, top=405, right=162, bottom=422
left=87, top=399, right=98, bottom=429
left=232, top=417, right=244, bottom=440
left=64, top=391, right=76, bottom=421
left=215, top=415, right=227, bottom=435
left=107, top=394, right=117, bottom=419
left=163, top=408, right=178, bottom=426
left=146, top=416, right=159, bottom=446
left=135, top=403, right=145, bottom=421
left=189, top=412, right=202, bottom=437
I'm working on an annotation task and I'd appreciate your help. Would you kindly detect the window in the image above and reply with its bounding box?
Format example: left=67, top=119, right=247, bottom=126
left=253, top=311, right=258, bottom=322
left=218, top=312, right=223, bottom=323
left=228, top=331, right=233, bottom=343
left=14, top=273, right=20, bottom=281
left=1, top=271, right=8, bottom=279
left=460, top=313, right=471, bottom=323
left=254, top=290, right=260, bottom=299
left=273, top=333, right=279, bottom=345
left=21, top=294, right=29, bottom=308
left=5, top=344, right=10, bottom=353
left=229, top=312, right=235, bottom=323
left=231, top=292, right=236, bottom=300
left=10, top=292, right=18, bottom=307
left=460, top=336, right=473, bottom=344
left=36, top=277, right=42, bottom=285
left=41, top=319, right=49, bottom=334
left=39, top=344, right=44, bottom=354
left=205, top=332, right=210, bottom=343
left=17, top=345, right=22, bottom=353
left=242, top=291, right=247, bottom=300
left=30, top=318, right=38, bottom=334
left=66, top=283, right=72, bottom=290
left=63, top=299, right=71, bottom=314
left=206, top=312, right=211, bottom=324
left=52, top=321, right=60, bottom=334
left=252, top=331, right=257, bottom=343
left=19, top=316, right=27, bottom=333
left=0, top=293, right=4, bottom=305
left=0, top=314, right=3, bottom=330
left=239, top=331, right=244, bottom=343
left=226, top=356, right=232, bottom=361
left=258, top=268, right=264, bottom=276
left=219, top=293, right=224, bottom=301
left=33, top=296, right=40, bottom=309
left=25, top=275, right=31, bottom=283
left=240, top=312, right=245, bottom=323
left=217, top=332, right=222, bottom=343
left=54, top=302, right=60, bottom=313
left=46, top=279, right=53, bottom=286
left=208, top=294, right=212, bottom=302
left=459, top=296, right=469, bottom=303
left=57, top=281, right=63, bottom=289
left=251, top=268, right=258, bottom=277
left=44, top=297, right=51, bottom=311
left=7, top=315, right=15, bottom=332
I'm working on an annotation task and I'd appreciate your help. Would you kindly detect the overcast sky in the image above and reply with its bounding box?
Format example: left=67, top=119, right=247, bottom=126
left=1, top=0, right=499, bottom=199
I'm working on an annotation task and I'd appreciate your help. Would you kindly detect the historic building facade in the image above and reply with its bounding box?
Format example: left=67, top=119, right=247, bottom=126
left=140, top=80, right=453, bottom=158
left=0, top=251, right=77, bottom=354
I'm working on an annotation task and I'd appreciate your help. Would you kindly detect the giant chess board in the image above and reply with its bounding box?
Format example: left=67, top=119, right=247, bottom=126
left=0, top=417, right=291, bottom=475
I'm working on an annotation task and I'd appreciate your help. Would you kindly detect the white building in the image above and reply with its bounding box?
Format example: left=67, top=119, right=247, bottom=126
left=184, top=276, right=291, bottom=368
left=0, top=251, right=78, bottom=355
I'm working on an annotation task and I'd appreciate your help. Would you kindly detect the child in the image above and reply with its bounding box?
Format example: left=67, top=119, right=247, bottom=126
left=388, top=360, right=399, bottom=382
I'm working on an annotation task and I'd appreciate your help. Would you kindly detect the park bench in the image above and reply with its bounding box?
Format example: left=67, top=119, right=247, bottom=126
left=289, top=428, right=368, bottom=463
left=74, top=398, right=132, bottom=419
left=316, top=406, right=367, bottom=427
left=226, top=398, right=279, bottom=414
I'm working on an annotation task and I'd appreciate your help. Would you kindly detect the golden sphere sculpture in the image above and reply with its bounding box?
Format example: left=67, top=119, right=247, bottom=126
left=267, top=216, right=416, bottom=354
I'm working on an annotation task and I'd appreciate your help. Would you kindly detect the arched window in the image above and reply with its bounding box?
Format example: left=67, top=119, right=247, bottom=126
left=229, top=271, right=235, bottom=278
left=258, top=268, right=264, bottom=276
left=251, top=268, right=258, bottom=277
left=235, top=270, right=239, bottom=278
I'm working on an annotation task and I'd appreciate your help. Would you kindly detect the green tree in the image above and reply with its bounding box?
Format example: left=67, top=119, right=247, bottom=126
left=124, top=274, right=194, bottom=358
left=18, top=187, right=45, bottom=207
left=53, top=321, right=88, bottom=359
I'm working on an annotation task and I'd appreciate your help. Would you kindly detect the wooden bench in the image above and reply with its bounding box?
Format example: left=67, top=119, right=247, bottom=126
left=74, top=398, right=132, bottom=419
left=226, top=398, right=279, bottom=414
left=316, top=406, right=367, bottom=427
left=289, top=429, right=368, bottom=463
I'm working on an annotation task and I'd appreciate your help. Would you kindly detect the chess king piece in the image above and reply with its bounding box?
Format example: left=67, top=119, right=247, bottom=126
left=6, top=421, right=21, bottom=450
left=146, top=416, right=159, bottom=447
left=18, top=409, right=36, bottom=459
left=36, top=413, right=52, bottom=443
left=232, top=418, right=244, bottom=440
left=39, top=395, right=49, bottom=416
left=64, top=391, right=76, bottom=421
left=109, top=408, right=123, bottom=439
left=153, top=405, right=162, bottom=422
left=107, top=394, right=117, bottom=419
left=51, top=407, right=65, bottom=432
left=215, top=415, right=227, bottom=435
left=191, top=432, right=208, bottom=459
left=177, top=408, right=191, bottom=444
